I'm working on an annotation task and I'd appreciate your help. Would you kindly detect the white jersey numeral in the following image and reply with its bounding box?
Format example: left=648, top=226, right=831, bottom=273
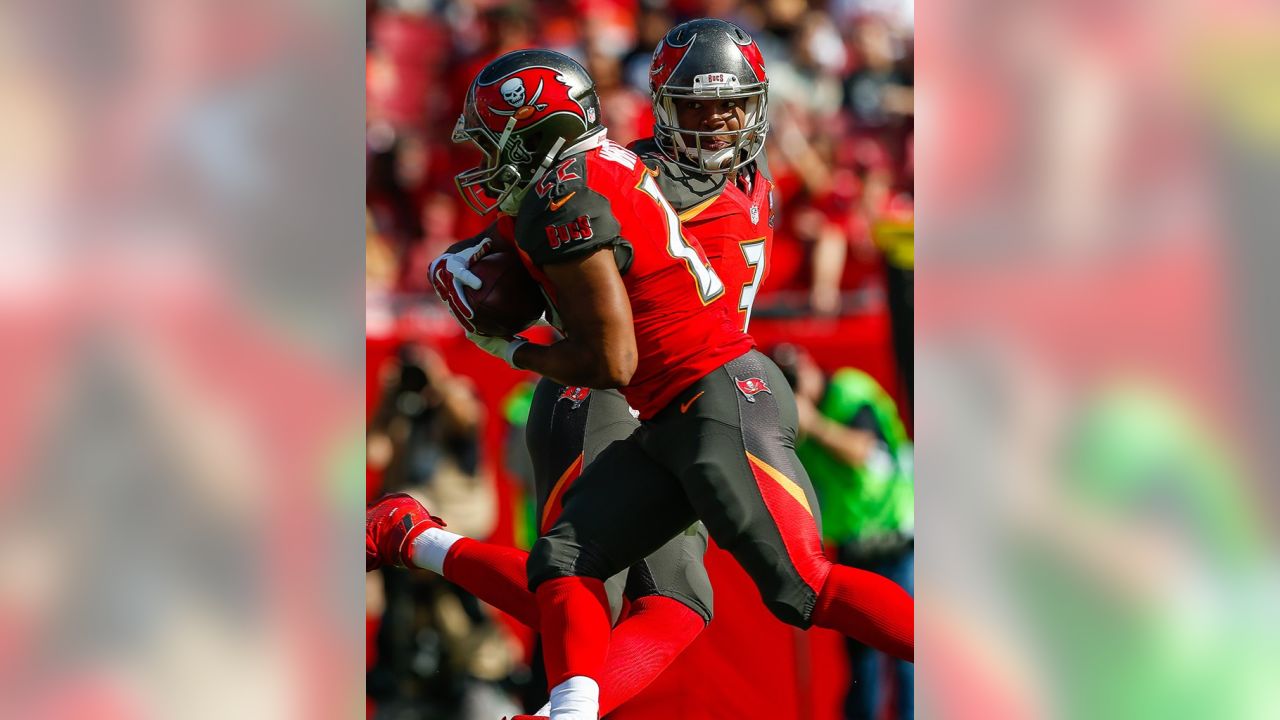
left=637, top=172, right=724, bottom=303
left=739, top=239, right=767, bottom=331
left=598, top=140, right=638, bottom=169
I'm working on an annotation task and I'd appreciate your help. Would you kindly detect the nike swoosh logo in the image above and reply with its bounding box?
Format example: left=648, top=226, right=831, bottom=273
left=548, top=191, right=576, bottom=211
left=680, top=391, right=705, bottom=414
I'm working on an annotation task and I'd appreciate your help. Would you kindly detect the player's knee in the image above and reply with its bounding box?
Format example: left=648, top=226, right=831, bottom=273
left=754, top=554, right=831, bottom=628
left=676, top=591, right=714, bottom=625
left=526, top=533, right=615, bottom=591
left=633, top=589, right=715, bottom=627
left=526, top=535, right=570, bottom=591
left=760, top=584, right=816, bottom=628
left=630, top=587, right=714, bottom=625
left=765, top=600, right=809, bottom=627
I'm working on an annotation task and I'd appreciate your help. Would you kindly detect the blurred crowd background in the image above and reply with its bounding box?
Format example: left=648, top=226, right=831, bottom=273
left=1, top=0, right=1277, bottom=718
left=365, top=0, right=914, bottom=329
left=364, top=0, right=916, bottom=718
left=0, top=0, right=365, bottom=718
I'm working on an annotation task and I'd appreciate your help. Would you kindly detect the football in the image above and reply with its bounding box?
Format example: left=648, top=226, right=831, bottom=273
left=464, top=251, right=547, bottom=336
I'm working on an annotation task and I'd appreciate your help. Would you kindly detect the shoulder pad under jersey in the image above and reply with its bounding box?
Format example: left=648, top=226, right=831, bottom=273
left=629, top=137, right=726, bottom=213
left=514, top=150, right=624, bottom=267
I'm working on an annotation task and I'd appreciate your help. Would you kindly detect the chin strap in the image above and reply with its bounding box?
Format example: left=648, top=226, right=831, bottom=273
left=683, top=144, right=736, bottom=172
left=498, top=137, right=565, bottom=215
left=501, top=127, right=611, bottom=217
left=504, top=135, right=568, bottom=216
left=497, top=182, right=532, bottom=216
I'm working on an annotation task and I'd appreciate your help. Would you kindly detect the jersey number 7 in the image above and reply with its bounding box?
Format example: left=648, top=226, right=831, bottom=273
left=738, top=238, right=766, bottom=331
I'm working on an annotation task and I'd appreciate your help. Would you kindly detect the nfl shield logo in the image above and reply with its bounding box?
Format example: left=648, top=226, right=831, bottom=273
left=750, top=205, right=760, bottom=225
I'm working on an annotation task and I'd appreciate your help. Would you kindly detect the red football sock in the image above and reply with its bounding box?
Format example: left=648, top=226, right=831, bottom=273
left=441, top=538, right=540, bottom=629
left=598, top=595, right=705, bottom=715
left=811, top=564, right=914, bottom=662
left=535, top=576, right=612, bottom=688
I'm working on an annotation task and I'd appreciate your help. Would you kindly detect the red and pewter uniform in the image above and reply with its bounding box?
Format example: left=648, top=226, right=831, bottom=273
left=521, top=143, right=866, bottom=639
left=524, top=380, right=714, bottom=624
left=629, top=137, right=775, bottom=332
left=510, top=138, right=777, bottom=627
left=512, top=136, right=754, bottom=420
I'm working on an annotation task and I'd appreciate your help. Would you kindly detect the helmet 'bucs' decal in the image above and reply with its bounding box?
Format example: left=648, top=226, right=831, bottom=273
left=735, top=376, right=772, bottom=402
left=650, top=24, right=767, bottom=93
left=475, top=67, right=586, bottom=133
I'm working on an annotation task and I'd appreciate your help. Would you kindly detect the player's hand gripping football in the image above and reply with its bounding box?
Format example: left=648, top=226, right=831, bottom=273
left=429, top=237, right=529, bottom=367
left=429, top=237, right=492, bottom=333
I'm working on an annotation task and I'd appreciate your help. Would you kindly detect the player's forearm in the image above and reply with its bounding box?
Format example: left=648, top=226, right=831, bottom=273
left=532, top=248, right=638, bottom=388
left=513, top=338, right=636, bottom=389
left=809, top=225, right=846, bottom=315
left=809, top=420, right=874, bottom=468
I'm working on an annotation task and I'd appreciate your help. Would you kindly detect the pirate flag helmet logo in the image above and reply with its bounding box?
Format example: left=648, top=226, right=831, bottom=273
left=453, top=50, right=603, bottom=216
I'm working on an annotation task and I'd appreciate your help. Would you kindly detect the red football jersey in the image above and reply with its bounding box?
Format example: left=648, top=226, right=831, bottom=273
left=630, top=138, right=775, bottom=333
left=512, top=136, right=754, bottom=419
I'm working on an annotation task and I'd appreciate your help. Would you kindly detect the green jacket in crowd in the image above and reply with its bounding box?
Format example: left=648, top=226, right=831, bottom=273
left=797, top=368, right=914, bottom=545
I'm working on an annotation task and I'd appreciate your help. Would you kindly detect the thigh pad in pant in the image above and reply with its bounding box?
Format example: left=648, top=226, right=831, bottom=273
left=526, top=380, right=712, bottom=622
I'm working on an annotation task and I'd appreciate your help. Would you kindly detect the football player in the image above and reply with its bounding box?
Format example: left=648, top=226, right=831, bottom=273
left=373, top=20, right=780, bottom=719
left=515, top=20, right=784, bottom=711
left=380, top=45, right=913, bottom=720
left=373, top=39, right=728, bottom=716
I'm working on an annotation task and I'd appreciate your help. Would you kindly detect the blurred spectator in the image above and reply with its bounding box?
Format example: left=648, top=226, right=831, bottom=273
left=367, top=344, right=483, bottom=499
left=366, top=345, right=529, bottom=718
left=773, top=10, right=848, bottom=115
left=585, top=44, right=653, bottom=147
left=367, top=209, right=399, bottom=294
left=621, top=2, right=675, bottom=93
left=369, top=547, right=524, bottom=720
left=771, top=343, right=915, bottom=720
left=843, top=14, right=912, bottom=130
left=500, top=381, right=539, bottom=550
left=365, top=0, right=915, bottom=323
left=873, top=194, right=914, bottom=404
left=831, top=0, right=913, bottom=36
left=745, top=0, right=915, bottom=319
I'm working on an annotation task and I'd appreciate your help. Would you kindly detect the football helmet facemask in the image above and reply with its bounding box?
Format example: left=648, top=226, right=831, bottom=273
left=650, top=19, right=769, bottom=175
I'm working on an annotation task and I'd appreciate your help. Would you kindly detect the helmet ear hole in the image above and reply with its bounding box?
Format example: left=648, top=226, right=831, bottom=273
left=522, top=131, right=543, bottom=161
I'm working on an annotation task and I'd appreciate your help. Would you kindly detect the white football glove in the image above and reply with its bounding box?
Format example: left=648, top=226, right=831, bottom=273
left=465, top=332, right=528, bottom=369
left=429, top=238, right=492, bottom=333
